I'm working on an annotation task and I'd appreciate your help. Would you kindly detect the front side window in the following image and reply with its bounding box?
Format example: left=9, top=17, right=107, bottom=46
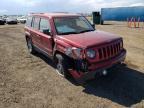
left=54, top=16, right=94, bottom=35
left=40, top=18, right=51, bottom=32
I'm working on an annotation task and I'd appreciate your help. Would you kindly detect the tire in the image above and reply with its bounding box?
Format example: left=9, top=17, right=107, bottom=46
left=55, top=54, right=70, bottom=78
left=26, top=38, right=36, bottom=54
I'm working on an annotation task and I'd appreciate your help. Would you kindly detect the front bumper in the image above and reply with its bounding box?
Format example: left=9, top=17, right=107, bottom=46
left=70, top=49, right=126, bottom=81
left=7, top=21, right=17, bottom=24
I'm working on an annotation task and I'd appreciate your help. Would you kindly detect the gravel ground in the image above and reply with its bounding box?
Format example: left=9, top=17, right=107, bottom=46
left=0, top=23, right=144, bottom=108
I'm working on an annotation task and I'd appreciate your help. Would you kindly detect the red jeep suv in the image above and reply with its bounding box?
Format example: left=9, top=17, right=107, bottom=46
left=25, top=13, right=126, bottom=82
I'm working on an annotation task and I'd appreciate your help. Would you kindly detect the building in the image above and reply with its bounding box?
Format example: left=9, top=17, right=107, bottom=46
left=101, top=6, right=144, bottom=21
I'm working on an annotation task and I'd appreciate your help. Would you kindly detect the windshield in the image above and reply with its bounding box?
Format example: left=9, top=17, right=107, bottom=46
left=54, top=16, right=94, bottom=35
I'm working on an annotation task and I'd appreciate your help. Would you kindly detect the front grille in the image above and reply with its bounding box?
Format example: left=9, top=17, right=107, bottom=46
left=98, top=42, right=122, bottom=60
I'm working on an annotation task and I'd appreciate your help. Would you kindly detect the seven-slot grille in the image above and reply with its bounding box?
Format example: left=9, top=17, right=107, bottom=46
left=98, top=41, right=122, bottom=60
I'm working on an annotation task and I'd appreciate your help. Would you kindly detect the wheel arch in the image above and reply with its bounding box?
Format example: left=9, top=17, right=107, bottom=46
left=53, top=49, right=75, bottom=69
left=25, top=35, right=31, bottom=40
left=53, top=50, right=66, bottom=59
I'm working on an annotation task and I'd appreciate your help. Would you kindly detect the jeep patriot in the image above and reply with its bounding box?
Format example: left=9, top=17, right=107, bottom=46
left=25, top=13, right=126, bottom=82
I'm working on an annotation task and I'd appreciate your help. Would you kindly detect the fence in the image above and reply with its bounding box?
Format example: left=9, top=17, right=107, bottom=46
left=127, top=17, right=144, bottom=28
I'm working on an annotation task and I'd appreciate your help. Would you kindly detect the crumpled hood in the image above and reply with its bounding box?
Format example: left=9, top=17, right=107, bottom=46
left=57, top=30, right=122, bottom=48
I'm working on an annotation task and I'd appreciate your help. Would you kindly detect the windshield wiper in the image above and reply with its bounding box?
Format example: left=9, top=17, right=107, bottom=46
left=59, top=32, right=79, bottom=35
left=79, top=29, right=94, bottom=33
left=58, top=30, right=94, bottom=35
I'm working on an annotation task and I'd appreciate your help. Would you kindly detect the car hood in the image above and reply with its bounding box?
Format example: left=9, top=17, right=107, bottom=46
left=0, top=19, right=4, bottom=21
left=56, top=30, right=122, bottom=48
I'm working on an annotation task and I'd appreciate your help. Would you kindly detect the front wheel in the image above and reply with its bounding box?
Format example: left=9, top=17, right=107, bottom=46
left=55, top=54, right=70, bottom=78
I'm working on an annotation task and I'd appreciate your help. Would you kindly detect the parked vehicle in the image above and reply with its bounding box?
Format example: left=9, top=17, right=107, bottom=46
left=0, top=18, right=5, bottom=25
left=17, top=16, right=27, bottom=24
left=25, top=13, right=126, bottom=83
left=6, top=17, right=17, bottom=24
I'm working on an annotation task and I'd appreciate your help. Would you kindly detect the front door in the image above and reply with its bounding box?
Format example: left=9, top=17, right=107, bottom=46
left=38, top=18, right=53, bottom=56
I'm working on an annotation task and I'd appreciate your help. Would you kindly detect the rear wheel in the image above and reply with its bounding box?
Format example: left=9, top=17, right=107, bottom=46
left=26, top=38, right=36, bottom=54
left=55, top=54, right=71, bottom=78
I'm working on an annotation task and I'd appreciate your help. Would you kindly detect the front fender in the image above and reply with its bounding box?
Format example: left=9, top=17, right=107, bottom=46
left=53, top=38, right=72, bottom=56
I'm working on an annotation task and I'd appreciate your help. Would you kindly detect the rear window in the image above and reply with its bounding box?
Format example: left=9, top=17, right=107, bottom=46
left=26, top=16, right=32, bottom=27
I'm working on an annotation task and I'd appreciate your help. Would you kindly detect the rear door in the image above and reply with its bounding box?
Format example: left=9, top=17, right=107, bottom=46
left=25, top=16, right=33, bottom=38
left=31, top=17, right=43, bottom=49
left=38, top=18, right=53, bottom=56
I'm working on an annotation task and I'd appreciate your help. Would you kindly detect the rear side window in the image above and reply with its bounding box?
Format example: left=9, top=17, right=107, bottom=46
left=40, top=18, right=51, bottom=33
left=32, top=17, right=40, bottom=30
left=26, top=16, right=32, bottom=27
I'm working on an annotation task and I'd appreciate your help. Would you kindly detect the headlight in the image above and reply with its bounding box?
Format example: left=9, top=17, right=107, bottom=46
left=86, top=49, right=96, bottom=58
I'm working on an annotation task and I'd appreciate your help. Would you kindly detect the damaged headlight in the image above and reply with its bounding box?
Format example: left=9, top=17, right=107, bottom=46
left=65, top=47, right=82, bottom=58
left=72, top=47, right=82, bottom=58
left=65, top=47, right=73, bottom=56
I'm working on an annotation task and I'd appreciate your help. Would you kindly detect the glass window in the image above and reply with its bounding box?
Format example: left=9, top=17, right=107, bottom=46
left=32, top=17, right=40, bottom=30
left=54, top=16, right=94, bottom=35
left=26, top=16, right=32, bottom=27
left=40, top=18, right=50, bottom=31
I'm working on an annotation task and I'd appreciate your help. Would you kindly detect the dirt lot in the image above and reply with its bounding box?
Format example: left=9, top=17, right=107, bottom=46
left=0, top=22, right=144, bottom=108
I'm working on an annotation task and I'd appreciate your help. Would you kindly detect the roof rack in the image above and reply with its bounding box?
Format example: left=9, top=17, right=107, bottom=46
left=52, top=12, right=69, bottom=13
left=29, top=13, right=44, bottom=14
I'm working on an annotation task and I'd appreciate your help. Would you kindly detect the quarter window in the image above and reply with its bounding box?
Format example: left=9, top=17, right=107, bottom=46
left=26, top=16, right=32, bottom=27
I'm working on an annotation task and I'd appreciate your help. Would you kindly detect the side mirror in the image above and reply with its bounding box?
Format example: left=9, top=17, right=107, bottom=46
left=43, top=29, right=52, bottom=36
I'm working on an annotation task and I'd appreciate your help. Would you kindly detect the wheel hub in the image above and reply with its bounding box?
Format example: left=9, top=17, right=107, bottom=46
left=27, top=40, right=32, bottom=52
left=56, top=60, right=64, bottom=76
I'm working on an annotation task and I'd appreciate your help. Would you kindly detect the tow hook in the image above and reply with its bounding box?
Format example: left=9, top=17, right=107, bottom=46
left=102, top=70, right=107, bottom=76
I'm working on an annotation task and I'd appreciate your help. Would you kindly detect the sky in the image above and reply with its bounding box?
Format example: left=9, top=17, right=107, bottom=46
left=0, top=0, right=144, bottom=15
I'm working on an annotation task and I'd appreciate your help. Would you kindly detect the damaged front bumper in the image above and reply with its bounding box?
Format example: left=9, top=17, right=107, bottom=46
left=69, top=49, right=126, bottom=82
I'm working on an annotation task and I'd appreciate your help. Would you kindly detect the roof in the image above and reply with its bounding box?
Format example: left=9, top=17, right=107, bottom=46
left=30, top=12, right=80, bottom=18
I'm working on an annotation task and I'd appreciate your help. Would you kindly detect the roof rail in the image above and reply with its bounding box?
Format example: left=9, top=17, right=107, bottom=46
left=52, top=12, right=69, bottom=13
left=30, top=12, right=44, bottom=14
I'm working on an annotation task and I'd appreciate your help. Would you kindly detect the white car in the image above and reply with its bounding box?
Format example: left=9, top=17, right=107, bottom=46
left=6, top=17, right=18, bottom=24
left=17, top=17, right=27, bottom=24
